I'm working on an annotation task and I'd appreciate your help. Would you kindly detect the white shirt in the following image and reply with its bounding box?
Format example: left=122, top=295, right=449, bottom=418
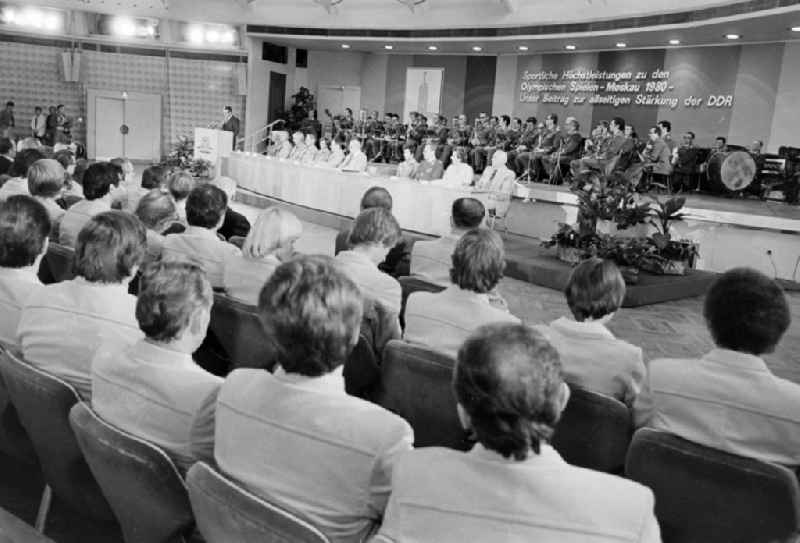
left=404, top=285, right=519, bottom=358
left=534, top=317, right=645, bottom=406
left=395, top=159, right=418, bottom=179
left=92, top=339, right=222, bottom=472
left=17, top=277, right=142, bottom=399
left=0, top=266, right=41, bottom=345
left=410, top=233, right=460, bottom=286
left=340, top=151, right=368, bottom=173
left=162, top=226, right=241, bottom=288
left=374, top=444, right=660, bottom=543
left=58, top=198, right=111, bottom=248
left=439, top=162, right=474, bottom=188
left=31, top=113, right=47, bottom=137
left=634, top=348, right=800, bottom=466
left=0, top=177, right=29, bottom=201
left=335, top=250, right=401, bottom=315
left=215, top=367, right=414, bottom=543
left=222, top=253, right=280, bottom=306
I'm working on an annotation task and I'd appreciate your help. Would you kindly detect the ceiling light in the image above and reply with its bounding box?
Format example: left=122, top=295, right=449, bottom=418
left=518, top=45, right=528, bottom=51
left=187, top=26, right=204, bottom=44
left=669, top=39, right=681, bottom=45
left=616, top=42, right=626, bottom=48
left=341, top=43, right=351, bottom=49
left=427, top=45, right=438, bottom=51
left=205, top=29, right=220, bottom=43
left=384, top=44, right=393, bottom=50
left=725, top=33, right=740, bottom=40
left=565, top=44, right=577, bottom=50
left=791, top=26, right=800, bottom=32
left=112, top=17, right=137, bottom=37
left=220, top=31, right=235, bottom=43
left=1, top=8, right=15, bottom=24
left=472, top=46, right=482, bottom=52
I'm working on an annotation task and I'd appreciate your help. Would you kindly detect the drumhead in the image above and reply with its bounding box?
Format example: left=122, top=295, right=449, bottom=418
left=720, top=151, right=757, bottom=191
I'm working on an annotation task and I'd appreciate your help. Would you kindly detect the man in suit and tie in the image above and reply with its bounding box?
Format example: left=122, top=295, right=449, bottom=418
left=221, top=106, right=240, bottom=150
left=529, top=114, right=562, bottom=181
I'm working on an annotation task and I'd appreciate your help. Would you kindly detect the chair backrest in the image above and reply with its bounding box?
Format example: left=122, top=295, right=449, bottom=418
left=398, top=276, right=446, bottom=330
left=0, top=347, right=37, bottom=465
left=626, top=428, right=800, bottom=543
left=69, top=402, right=194, bottom=543
left=550, top=386, right=632, bottom=473
left=37, top=242, right=75, bottom=284
left=186, top=462, right=329, bottom=543
left=0, top=351, right=116, bottom=523
left=0, top=505, right=56, bottom=543
left=209, top=293, right=276, bottom=372
left=377, top=340, right=471, bottom=450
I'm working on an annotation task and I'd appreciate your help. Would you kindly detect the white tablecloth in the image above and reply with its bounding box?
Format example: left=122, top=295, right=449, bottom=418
left=225, top=152, right=477, bottom=236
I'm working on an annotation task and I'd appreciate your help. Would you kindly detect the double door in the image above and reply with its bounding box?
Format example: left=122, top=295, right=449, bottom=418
left=87, top=89, right=162, bottom=161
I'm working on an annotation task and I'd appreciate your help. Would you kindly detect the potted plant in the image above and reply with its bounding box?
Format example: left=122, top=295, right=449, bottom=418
left=542, top=223, right=596, bottom=265
left=643, top=196, right=699, bottom=275
left=162, top=135, right=214, bottom=180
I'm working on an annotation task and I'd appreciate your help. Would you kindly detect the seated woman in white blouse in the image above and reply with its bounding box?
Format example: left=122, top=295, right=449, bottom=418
left=436, top=147, right=474, bottom=188
left=222, top=207, right=302, bottom=305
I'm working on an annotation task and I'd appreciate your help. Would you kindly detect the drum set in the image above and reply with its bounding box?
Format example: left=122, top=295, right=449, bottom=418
left=704, top=148, right=797, bottom=201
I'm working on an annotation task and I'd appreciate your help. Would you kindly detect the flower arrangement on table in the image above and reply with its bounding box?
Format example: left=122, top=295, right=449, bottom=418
left=543, top=167, right=699, bottom=279
left=162, top=135, right=214, bottom=179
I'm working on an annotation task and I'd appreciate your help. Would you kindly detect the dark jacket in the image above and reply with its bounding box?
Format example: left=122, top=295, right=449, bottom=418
left=335, top=229, right=412, bottom=278
left=219, top=208, right=251, bottom=241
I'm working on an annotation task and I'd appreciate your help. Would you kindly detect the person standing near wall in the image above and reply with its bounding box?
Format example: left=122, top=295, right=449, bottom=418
left=222, top=105, right=240, bottom=150
left=0, top=101, right=15, bottom=139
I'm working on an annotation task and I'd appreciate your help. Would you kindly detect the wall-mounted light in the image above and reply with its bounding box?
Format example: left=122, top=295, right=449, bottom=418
left=616, top=42, right=626, bottom=48
left=182, top=22, right=238, bottom=47
left=669, top=39, right=681, bottom=45
left=518, top=45, right=529, bottom=51
left=565, top=44, right=577, bottom=50
left=725, top=33, right=741, bottom=40
left=0, top=5, right=65, bottom=34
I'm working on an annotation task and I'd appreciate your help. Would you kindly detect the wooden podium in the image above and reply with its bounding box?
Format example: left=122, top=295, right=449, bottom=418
left=194, top=128, right=233, bottom=178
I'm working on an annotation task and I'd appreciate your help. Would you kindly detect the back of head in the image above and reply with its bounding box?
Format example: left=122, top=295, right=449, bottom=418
left=449, top=228, right=505, bottom=293
left=74, top=211, right=146, bottom=283
left=242, top=207, right=302, bottom=259
left=10, top=149, right=45, bottom=178
left=53, top=150, right=75, bottom=170
left=452, top=197, right=485, bottom=229
left=82, top=162, right=120, bottom=200
left=167, top=171, right=195, bottom=202
left=704, top=267, right=790, bottom=355
left=136, top=259, right=212, bottom=342
left=360, top=186, right=393, bottom=211
left=455, top=323, right=564, bottom=459
left=0, top=138, right=13, bottom=155
left=27, top=159, right=65, bottom=198
left=141, top=165, right=166, bottom=190
left=135, top=188, right=178, bottom=231
left=185, top=184, right=228, bottom=228
left=348, top=207, right=401, bottom=248
left=258, top=255, right=363, bottom=376
left=211, top=176, right=237, bottom=202
left=0, top=195, right=50, bottom=268
left=612, top=116, right=626, bottom=131
left=565, top=258, right=625, bottom=321
left=73, top=159, right=90, bottom=185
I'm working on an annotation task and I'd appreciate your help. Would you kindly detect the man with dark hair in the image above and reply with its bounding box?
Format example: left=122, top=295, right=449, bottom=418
left=535, top=258, right=644, bottom=405
left=335, top=207, right=402, bottom=315
left=215, top=255, right=413, bottom=542
left=141, top=165, right=165, bottom=190
left=0, top=101, right=14, bottom=138
left=92, top=259, right=221, bottom=472
left=59, top=162, right=120, bottom=247
left=405, top=229, right=518, bottom=356
left=657, top=119, right=675, bottom=153
left=411, top=197, right=485, bottom=285
left=45, top=106, right=58, bottom=146
left=672, top=131, right=701, bottom=191
left=0, top=137, right=13, bottom=176
left=162, top=184, right=241, bottom=288
left=413, top=142, right=444, bottom=181
left=376, top=323, right=659, bottom=542
left=167, top=171, right=195, bottom=222
left=335, top=186, right=412, bottom=278
left=642, top=125, right=673, bottom=178
left=30, top=106, right=46, bottom=141
left=635, top=267, right=800, bottom=465
left=0, top=148, right=46, bottom=200
left=0, top=196, right=50, bottom=343
left=571, top=116, right=632, bottom=175
left=222, top=105, right=240, bottom=150
left=19, top=211, right=146, bottom=398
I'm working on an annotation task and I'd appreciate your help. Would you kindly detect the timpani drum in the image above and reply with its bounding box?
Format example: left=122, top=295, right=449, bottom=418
left=707, top=150, right=757, bottom=192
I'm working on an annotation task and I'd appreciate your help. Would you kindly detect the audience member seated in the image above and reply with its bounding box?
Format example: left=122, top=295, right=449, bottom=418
left=335, top=207, right=402, bottom=316
left=162, top=184, right=241, bottom=288
left=404, top=229, right=518, bottom=357
left=91, top=259, right=221, bottom=472
left=300, top=133, right=319, bottom=164
left=110, top=157, right=138, bottom=209
left=641, top=126, right=673, bottom=178
left=437, top=147, right=474, bottom=188
left=340, top=139, right=368, bottom=173
left=326, top=135, right=346, bottom=168
left=374, top=323, right=660, bottom=543
left=211, top=176, right=251, bottom=241
left=214, top=255, right=413, bottom=542
left=395, top=144, right=419, bottom=179
left=634, top=267, right=800, bottom=466
left=58, top=162, right=119, bottom=247
left=411, top=197, right=485, bottom=286
left=571, top=117, right=632, bottom=176
left=53, top=149, right=83, bottom=201
left=0, top=137, right=14, bottom=176
left=474, top=150, right=515, bottom=218
left=0, top=148, right=44, bottom=201
left=27, top=158, right=66, bottom=228
left=335, top=187, right=411, bottom=278
left=223, top=207, right=302, bottom=305
left=534, top=258, right=644, bottom=406
left=413, top=143, right=444, bottom=181
left=314, top=138, right=332, bottom=164
left=18, top=211, right=145, bottom=399
left=167, top=171, right=195, bottom=223
left=118, top=163, right=163, bottom=213
left=287, top=131, right=307, bottom=161
left=0, top=196, right=49, bottom=344
left=135, top=188, right=181, bottom=264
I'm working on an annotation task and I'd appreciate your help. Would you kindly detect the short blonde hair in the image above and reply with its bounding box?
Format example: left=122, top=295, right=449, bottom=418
left=27, top=159, right=65, bottom=198
left=242, top=207, right=302, bottom=259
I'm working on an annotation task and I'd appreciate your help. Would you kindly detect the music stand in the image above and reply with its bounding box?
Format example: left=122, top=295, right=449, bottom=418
left=548, top=146, right=565, bottom=185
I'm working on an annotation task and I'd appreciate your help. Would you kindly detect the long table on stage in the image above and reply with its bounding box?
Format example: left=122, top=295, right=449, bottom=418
left=225, top=152, right=474, bottom=236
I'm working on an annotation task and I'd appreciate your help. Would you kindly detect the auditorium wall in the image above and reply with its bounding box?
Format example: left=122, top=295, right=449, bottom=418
left=0, top=37, right=245, bottom=158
